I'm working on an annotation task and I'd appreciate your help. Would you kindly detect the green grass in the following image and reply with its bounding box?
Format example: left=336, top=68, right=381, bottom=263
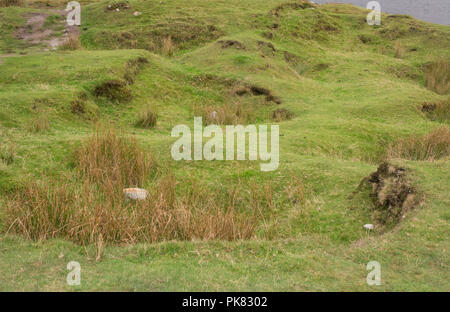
left=0, top=0, right=449, bottom=291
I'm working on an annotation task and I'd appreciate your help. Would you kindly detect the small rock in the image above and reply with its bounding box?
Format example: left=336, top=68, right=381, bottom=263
left=364, top=224, right=374, bottom=230
left=123, top=188, right=148, bottom=200
left=116, top=8, right=120, bottom=12
left=133, top=11, right=142, bottom=16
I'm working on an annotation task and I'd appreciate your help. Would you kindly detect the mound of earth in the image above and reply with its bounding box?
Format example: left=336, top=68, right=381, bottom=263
left=234, top=84, right=282, bottom=104
left=366, top=162, right=419, bottom=225
left=218, top=40, right=246, bottom=50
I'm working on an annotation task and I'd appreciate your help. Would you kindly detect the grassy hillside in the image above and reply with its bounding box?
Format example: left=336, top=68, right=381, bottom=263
left=0, top=0, right=449, bottom=291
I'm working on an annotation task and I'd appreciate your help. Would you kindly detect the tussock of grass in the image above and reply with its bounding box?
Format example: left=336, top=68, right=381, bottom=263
left=234, top=84, right=281, bottom=104
left=2, top=128, right=279, bottom=244
left=200, top=102, right=254, bottom=125
left=70, top=97, right=99, bottom=121
left=421, top=99, right=450, bottom=123
left=271, top=1, right=315, bottom=16
left=0, top=0, right=23, bottom=7
left=0, top=142, right=15, bottom=165
left=135, top=105, right=157, bottom=128
left=272, top=108, right=295, bottom=121
left=284, top=176, right=305, bottom=206
left=106, top=1, right=130, bottom=11
left=28, top=115, right=49, bottom=133
left=425, top=59, right=449, bottom=94
left=3, top=174, right=268, bottom=244
left=58, top=34, right=82, bottom=51
left=73, top=127, right=155, bottom=189
left=93, top=79, right=132, bottom=102
left=124, top=57, right=149, bottom=84
left=89, top=22, right=222, bottom=54
left=387, top=126, right=450, bottom=161
left=394, top=40, right=406, bottom=59
left=3, top=126, right=278, bottom=244
left=162, top=36, right=174, bottom=57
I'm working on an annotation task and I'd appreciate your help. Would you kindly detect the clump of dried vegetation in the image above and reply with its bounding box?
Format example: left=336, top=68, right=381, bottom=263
left=73, top=127, right=155, bottom=188
left=199, top=102, right=254, bottom=125
left=28, top=114, right=49, bottom=133
left=234, top=84, right=282, bottom=104
left=3, top=127, right=277, bottom=245
left=0, top=142, right=15, bottom=166
left=59, top=34, right=82, bottom=51
left=420, top=99, right=449, bottom=123
left=135, top=105, right=157, bottom=128
left=424, top=59, right=449, bottom=95
left=272, top=108, right=295, bottom=121
left=394, top=40, right=406, bottom=59
left=0, top=0, right=23, bottom=7
left=387, top=126, right=450, bottom=161
left=123, top=57, right=149, bottom=84
left=366, top=162, right=418, bottom=225
left=70, top=97, right=99, bottom=121
left=91, top=22, right=222, bottom=54
left=93, top=79, right=132, bottom=102
left=162, top=36, right=174, bottom=57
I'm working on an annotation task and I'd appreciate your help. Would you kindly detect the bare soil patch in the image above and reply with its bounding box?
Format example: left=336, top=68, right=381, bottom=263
left=15, top=10, right=79, bottom=50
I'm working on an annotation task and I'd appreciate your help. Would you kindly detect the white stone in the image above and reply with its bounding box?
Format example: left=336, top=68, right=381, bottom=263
left=364, top=224, right=374, bottom=230
left=123, top=188, right=148, bottom=200
left=133, top=11, right=142, bottom=16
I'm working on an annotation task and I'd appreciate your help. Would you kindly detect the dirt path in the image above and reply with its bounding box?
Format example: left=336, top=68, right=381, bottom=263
left=14, top=9, right=79, bottom=51
left=0, top=9, right=79, bottom=65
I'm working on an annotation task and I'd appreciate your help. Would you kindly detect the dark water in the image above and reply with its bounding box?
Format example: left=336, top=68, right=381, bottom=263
left=313, top=0, right=450, bottom=25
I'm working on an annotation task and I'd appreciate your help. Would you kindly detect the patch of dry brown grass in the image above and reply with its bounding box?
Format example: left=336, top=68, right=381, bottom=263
left=0, top=0, right=23, bottom=7
left=0, top=142, right=15, bottom=166
left=394, top=40, right=405, bottom=59
left=425, top=59, right=449, bottom=94
left=421, top=99, right=449, bottom=123
left=272, top=108, right=295, bottom=121
left=199, top=102, right=254, bottom=125
left=28, top=114, right=49, bottom=133
left=162, top=35, right=174, bottom=57
left=387, top=126, right=450, bottom=161
left=3, top=175, right=268, bottom=244
left=135, top=105, right=157, bottom=128
left=59, top=34, right=82, bottom=51
left=3, top=128, right=272, bottom=244
left=73, top=127, right=155, bottom=190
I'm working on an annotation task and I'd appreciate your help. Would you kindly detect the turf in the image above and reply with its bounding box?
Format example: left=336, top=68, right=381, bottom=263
left=0, top=0, right=449, bottom=291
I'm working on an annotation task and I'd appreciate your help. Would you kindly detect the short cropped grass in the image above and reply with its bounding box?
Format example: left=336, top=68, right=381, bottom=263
left=0, top=0, right=449, bottom=291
